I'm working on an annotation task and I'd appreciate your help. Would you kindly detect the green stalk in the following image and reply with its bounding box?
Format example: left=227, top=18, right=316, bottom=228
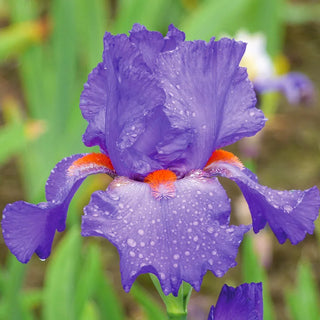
left=150, top=274, right=192, bottom=320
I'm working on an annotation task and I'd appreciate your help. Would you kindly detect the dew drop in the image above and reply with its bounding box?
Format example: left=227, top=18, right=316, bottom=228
left=160, top=272, right=166, bottom=280
left=127, top=238, right=137, bottom=247
left=284, top=205, right=293, bottom=213
left=129, top=251, right=136, bottom=257
left=138, top=229, right=144, bottom=235
left=207, top=226, right=214, bottom=234
left=173, top=254, right=180, bottom=260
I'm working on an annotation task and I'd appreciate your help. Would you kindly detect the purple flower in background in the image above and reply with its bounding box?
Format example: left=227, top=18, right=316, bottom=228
left=234, top=30, right=315, bottom=105
left=254, top=72, right=315, bottom=105
left=207, top=282, right=263, bottom=320
left=2, top=24, right=320, bottom=296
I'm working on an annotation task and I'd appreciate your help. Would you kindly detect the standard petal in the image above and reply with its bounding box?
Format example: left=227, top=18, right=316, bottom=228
left=1, top=153, right=115, bottom=263
left=254, top=72, right=315, bottom=105
left=154, top=37, right=266, bottom=171
left=207, top=282, right=263, bottom=320
left=206, top=161, right=320, bottom=244
left=82, top=171, right=249, bottom=295
left=80, top=63, right=109, bottom=152
left=101, top=31, right=167, bottom=179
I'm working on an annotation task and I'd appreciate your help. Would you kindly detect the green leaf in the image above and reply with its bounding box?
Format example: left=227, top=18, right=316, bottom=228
left=94, top=261, right=125, bottom=320
left=242, top=235, right=275, bottom=320
left=285, top=261, right=320, bottom=320
left=180, top=0, right=256, bottom=41
left=130, top=283, right=166, bottom=320
left=80, top=301, right=100, bottom=320
left=74, top=245, right=102, bottom=319
left=180, top=0, right=284, bottom=56
left=43, top=226, right=82, bottom=320
left=0, top=122, right=25, bottom=165
left=0, top=256, right=27, bottom=320
left=112, top=0, right=171, bottom=34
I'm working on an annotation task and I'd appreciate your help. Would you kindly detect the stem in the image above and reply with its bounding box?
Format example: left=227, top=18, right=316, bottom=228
left=150, top=274, right=192, bottom=320
left=167, top=313, right=187, bottom=320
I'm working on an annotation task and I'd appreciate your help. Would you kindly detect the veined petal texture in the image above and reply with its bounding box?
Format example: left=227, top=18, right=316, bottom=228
left=2, top=154, right=115, bottom=263
left=82, top=171, right=249, bottom=295
left=80, top=25, right=266, bottom=179
left=206, top=161, right=320, bottom=244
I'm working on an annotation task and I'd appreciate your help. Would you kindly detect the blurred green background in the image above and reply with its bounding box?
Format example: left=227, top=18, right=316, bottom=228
left=0, top=0, right=319, bottom=319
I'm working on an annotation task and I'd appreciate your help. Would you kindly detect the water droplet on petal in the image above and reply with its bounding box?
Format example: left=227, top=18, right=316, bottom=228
left=127, top=239, right=136, bottom=247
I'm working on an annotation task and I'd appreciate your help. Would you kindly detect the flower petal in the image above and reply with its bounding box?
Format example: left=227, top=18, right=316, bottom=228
left=254, top=72, right=315, bottom=105
left=80, top=63, right=109, bottom=152
left=154, top=37, right=266, bottom=171
left=206, top=161, right=320, bottom=244
left=208, top=282, right=263, bottom=320
left=82, top=171, right=249, bottom=295
left=1, top=153, right=115, bottom=263
left=102, top=31, right=166, bottom=178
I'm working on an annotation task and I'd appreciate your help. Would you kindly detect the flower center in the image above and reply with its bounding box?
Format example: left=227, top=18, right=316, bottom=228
left=144, top=169, right=177, bottom=200
left=205, top=149, right=243, bottom=169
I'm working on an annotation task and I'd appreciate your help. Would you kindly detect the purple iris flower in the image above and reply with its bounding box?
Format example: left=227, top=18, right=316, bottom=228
left=207, top=282, right=263, bottom=320
left=2, top=24, right=320, bottom=296
left=254, top=72, right=315, bottom=105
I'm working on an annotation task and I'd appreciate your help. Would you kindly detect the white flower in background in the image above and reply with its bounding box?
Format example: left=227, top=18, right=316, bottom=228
left=232, top=30, right=314, bottom=105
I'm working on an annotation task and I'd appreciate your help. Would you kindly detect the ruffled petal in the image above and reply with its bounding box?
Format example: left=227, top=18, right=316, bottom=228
left=254, top=72, right=315, bottom=105
left=154, top=37, right=266, bottom=171
left=206, top=161, right=320, bottom=244
left=82, top=171, right=249, bottom=295
left=102, top=31, right=167, bottom=179
left=81, top=25, right=267, bottom=179
left=207, top=282, right=263, bottom=320
left=1, top=153, right=115, bottom=263
left=80, top=63, right=109, bottom=152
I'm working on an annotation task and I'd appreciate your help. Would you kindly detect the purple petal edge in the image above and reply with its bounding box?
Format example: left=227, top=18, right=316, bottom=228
left=208, top=282, right=263, bottom=320
left=206, top=161, right=320, bottom=244
left=1, top=154, right=115, bottom=263
left=82, top=171, right=250, bottom=295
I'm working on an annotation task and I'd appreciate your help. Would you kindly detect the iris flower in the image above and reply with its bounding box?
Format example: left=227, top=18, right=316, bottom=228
left=207, top=282, right=263, bottom=320
left=2, top=24, right=320, bottom=296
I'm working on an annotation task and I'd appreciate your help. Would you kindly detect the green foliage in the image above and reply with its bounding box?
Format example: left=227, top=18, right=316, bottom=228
left=242, top=235, right=275, bottom=320
left=131, top=283, right=167, bottom=320
left=43, top=227, right=124, bottom=320
left=285, top=261, right=320, bottom=320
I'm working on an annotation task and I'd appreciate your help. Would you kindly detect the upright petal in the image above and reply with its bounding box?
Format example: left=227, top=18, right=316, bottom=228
left=1, top=153, right=115, bottom=263
left=82, top=171, right=249, bottom=295
left=154, top=37, right=266, bottom=171
left=206, top=160, right=320, bottom=244
left=103, top=31, right=167, bottom=178
left=208, top=282, right=263, bottom=320
left=80, top=63, right=109, bottom=153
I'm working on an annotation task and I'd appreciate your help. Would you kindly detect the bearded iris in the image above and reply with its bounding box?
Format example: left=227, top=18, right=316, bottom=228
left=2, top=24, right=320, bottom=296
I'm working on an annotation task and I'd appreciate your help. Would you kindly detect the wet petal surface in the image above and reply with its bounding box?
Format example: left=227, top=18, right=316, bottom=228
left=82, top=171, right=249, bottom=295
left=2, top=153, right=115, bottom=263
left=154, top=37, right=265, bottom=171
left=206, top=161, right=320, bottom=244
